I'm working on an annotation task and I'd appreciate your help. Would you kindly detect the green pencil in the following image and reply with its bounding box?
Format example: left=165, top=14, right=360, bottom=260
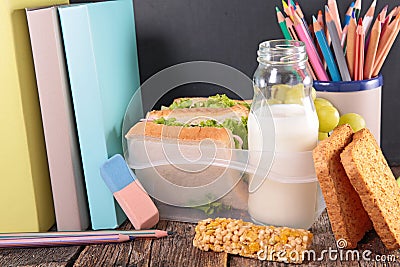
left=354, top=0, right=362, bottom=20
left=276, top=7, right=292, bottom=40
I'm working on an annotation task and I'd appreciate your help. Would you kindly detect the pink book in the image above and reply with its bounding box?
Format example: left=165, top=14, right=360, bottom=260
left=26, top=6, right=90, bottom=231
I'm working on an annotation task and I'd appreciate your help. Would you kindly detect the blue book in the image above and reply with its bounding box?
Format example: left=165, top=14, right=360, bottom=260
left=58, top=0, right=142, bottom=229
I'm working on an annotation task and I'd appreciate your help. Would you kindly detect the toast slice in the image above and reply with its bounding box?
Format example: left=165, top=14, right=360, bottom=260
left=313, top=125, right=372, bottom=248
left=341, top=128, right=400, bottom=250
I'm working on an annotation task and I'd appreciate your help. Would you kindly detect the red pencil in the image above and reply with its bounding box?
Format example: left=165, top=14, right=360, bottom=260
left=354, top=19, right=365, bottom=80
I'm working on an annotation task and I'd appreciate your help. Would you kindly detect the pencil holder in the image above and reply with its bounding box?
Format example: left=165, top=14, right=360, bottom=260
left=313, top=74, right=383, bottom=145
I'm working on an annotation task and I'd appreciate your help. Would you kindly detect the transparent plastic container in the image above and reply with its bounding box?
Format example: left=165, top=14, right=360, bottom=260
left=122, top=59, right=325, bottom=228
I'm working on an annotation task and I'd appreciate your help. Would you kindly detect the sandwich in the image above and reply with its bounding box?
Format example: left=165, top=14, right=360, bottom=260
left=125, top=94, right=251, bottom=212
left=145, top=94, right=250, bottom=149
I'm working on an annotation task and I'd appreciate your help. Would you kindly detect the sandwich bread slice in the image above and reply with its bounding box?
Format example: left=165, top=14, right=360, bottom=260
left=341, top=128, right=400, bottom=250
left=313, top=125, right=372, bottom=248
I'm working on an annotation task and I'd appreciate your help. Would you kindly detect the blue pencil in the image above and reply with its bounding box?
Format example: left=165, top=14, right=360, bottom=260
left=344, top=2, right=355, bottom=27
left=312, top=16, right=341, bottom=81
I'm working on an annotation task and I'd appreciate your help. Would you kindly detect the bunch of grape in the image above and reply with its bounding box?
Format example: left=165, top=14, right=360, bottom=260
left=313, top=94, right=366, bottom=141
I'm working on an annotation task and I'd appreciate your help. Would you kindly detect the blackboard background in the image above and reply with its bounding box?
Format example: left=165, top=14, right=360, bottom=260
left=72, top=0, right=400, bottom=164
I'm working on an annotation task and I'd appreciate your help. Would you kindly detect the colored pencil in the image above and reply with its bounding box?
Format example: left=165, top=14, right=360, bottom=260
left=289, top=0, right=296, bottom=10
left=0, top=234, right=133, bottom=248
left=276, top=7, right=292, bottom=40
left=293, top=12, right=328, bottom=81
left=286, top=17, right=298, bottom=39
left=363, top=0, right=377, bottom=35
left=294, top=2, right=313, bottom=39
left=372, top=14, right=400, bottom=76
left=282, top=0, right=294, bottom=21
left=346, top=16, right=357, bottom=79
left=325, top=6, right=351, bottom=81
left=328, top=0, right=343, bottom=38
left=364, top=13, right=382, bottom=79
left=0, top=230, right=174, bottom=239
left=313, top=16, right=341, bottom=81
left=344, top=2, right=355, bottom=27
left=354, top=0, right=362, bottom=20
left=354, top=19, right=365, bottom=80
left=341, top=25, right=349, bottom=47
left=285, top=17, right=317, bottom=80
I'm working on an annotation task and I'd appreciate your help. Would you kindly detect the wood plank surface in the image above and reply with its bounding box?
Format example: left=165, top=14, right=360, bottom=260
left=1, top=166, right=399, bottom=267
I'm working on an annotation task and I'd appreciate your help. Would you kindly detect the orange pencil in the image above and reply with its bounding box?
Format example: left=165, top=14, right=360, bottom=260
left=354, top=19, right=365, bottom=81
left=381, top=6, right=394, bottom=36
left=346, top=17, right=357, bottom=79
left=364, top=14, right=382, bottom=79
left=328, top=0, right=342, bottom=38
left=372, top=14, right=400, bottom=76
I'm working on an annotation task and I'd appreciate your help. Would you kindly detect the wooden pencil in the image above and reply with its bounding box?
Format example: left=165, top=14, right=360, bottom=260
left=328, top=0, right=343, bottom=38
left=326, top=5, right=351, bottom=81
left=282, top=0, right=294, bottom=21
left=276, top=6, right=292, bottom=40
left=354, top=0, right=362, bottom=20
left=364, top=14, right=382, bottom=79
left=293, top=12, right=328, bottom=80
left=346, top=17, right=357, bottom=79
left=344, top=2, right=355, bottom=27
left=372, top=14, right=400, bottom=76
left=354, top=19, right=365, bottom=80
left=0, top=234, right=132, bottom=248
left=363, top=0, right=376, bottom=35
left=286, top=17, right=317, bottom=80
left=341, top=25, right=349, bottom=47
left=313, top=16, right=341, bottom=81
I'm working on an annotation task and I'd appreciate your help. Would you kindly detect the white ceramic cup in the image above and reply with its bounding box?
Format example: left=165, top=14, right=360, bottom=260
left=313, top=75, right=383, bottom=145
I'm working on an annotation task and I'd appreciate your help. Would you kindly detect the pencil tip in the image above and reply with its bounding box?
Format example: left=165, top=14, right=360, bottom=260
left=350, top=2, right=355, bottom=7
left=312, top=15, right=317, bottom=23
left=275, top=6, right=280, bottom=13
left=129, top=236, right=135, bottom=240
left=358, top=18, right=363, bottom=25
left=167, top=231, right=175, bottom=236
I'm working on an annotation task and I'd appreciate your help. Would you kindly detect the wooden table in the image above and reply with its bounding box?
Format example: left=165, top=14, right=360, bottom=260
left=1, top=167, right=400, bottom=267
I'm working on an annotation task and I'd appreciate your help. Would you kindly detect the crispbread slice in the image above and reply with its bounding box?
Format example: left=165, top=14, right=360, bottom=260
left=340, top=128, right=400, bottom=250
left=313, top=125, right=372, bottom=248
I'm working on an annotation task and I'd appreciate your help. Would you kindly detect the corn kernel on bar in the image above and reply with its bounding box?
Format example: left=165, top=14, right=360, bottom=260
left=193, top=218, right=313, bottom=264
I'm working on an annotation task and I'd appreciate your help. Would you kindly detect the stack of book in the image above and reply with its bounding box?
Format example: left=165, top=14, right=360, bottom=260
left=0, top=0, right=141, bottom=232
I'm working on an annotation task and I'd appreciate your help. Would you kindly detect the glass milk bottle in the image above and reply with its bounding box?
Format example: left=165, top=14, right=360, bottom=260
left=247, top=40, right=320, bottom=229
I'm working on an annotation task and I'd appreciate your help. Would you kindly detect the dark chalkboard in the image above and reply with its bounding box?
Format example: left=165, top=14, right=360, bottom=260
left=72, top=0, right=400, bottom=164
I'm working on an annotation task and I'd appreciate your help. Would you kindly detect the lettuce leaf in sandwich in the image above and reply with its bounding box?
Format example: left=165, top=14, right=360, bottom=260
left=165, top=94, right=250, bottom=110
left=153, top=116, right=248, bottom=149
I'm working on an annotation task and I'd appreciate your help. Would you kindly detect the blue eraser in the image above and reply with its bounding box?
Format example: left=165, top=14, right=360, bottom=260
left=100, top=154, right=136, bottom=193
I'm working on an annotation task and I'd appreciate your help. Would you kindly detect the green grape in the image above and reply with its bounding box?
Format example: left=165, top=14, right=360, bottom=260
left=318, top=132, right=329, bottom=141
left=284, top=84, right=305, bottom=104
left=267, top=99, right=282, bottom=105
left=338, top=113, right=366, bottom=132
left=272, top=84, right=291, bottom=102
left=317, top=106, right=340, bottom=133
left=314, top=98, right=333, bottom=111
left=311, top=87, right=317, bottom=101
